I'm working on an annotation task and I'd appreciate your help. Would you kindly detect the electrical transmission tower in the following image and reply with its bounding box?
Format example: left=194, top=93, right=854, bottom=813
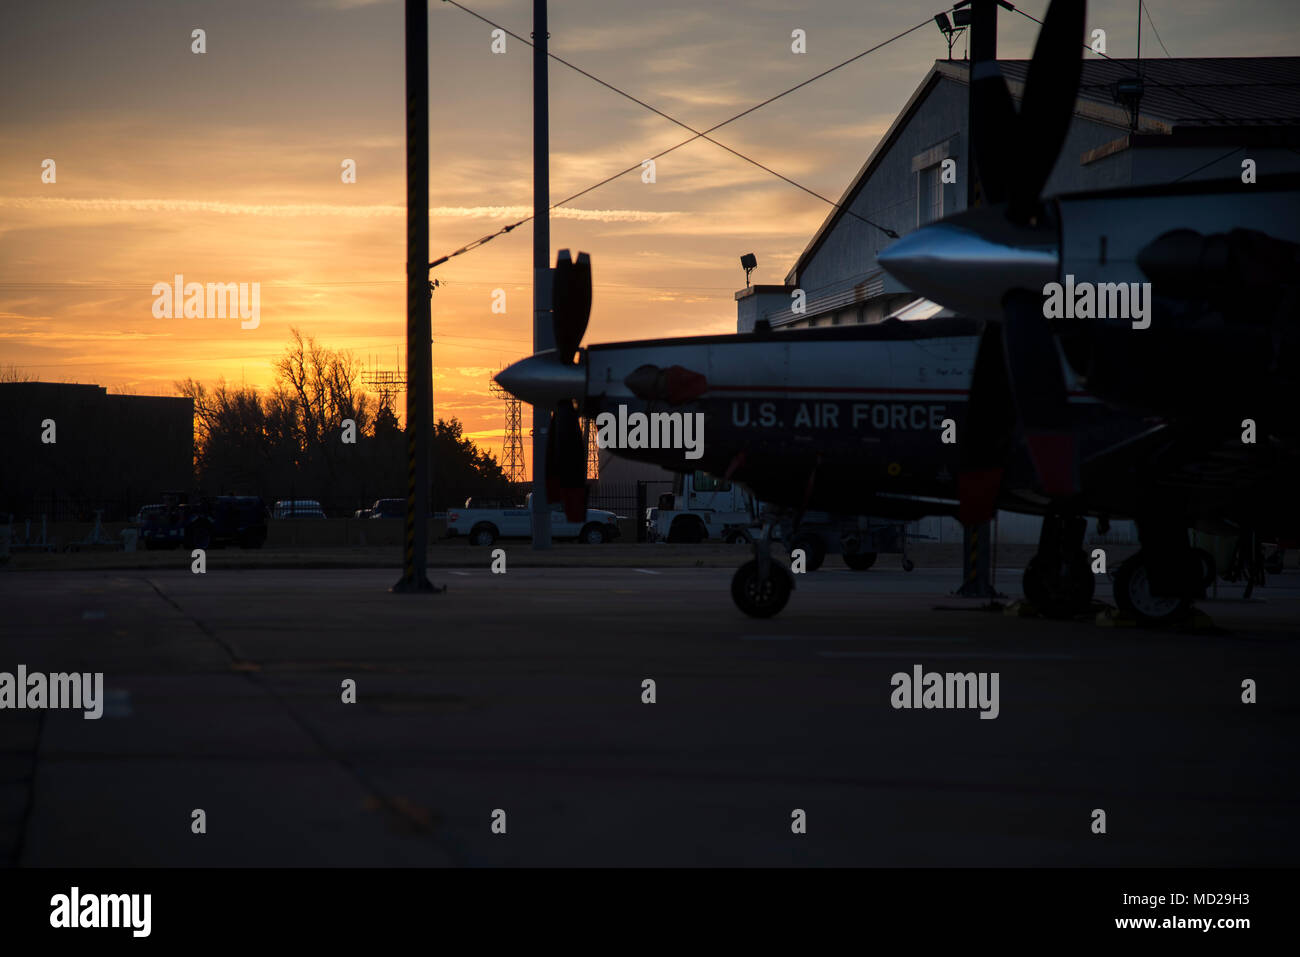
left=488, top=377, right=527, bottom=484
left=362, top=360, right=407, bottom=417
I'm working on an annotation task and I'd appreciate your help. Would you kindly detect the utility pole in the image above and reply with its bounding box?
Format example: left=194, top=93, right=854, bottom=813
left=958, top=0, right=998, bottom=600
left=966, top=0, right=997, bottom=211
left=530, top=0, right=554, bottom=549
left=392, top=0, right=437, bottom=593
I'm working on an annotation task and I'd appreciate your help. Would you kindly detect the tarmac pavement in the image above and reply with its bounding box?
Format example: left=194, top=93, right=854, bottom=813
left=1, top=563, right=1297, bottom=866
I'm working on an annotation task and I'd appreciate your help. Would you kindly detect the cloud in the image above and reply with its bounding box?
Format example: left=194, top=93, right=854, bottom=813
left=0, top=196, right=680, bottom=224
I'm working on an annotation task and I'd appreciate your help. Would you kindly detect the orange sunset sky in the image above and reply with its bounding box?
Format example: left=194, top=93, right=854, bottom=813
left=3, top=0, right=1294, bottom=469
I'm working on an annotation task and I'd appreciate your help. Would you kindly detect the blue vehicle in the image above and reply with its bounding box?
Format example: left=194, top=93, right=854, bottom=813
left=140, top=492, right=268, bottom=550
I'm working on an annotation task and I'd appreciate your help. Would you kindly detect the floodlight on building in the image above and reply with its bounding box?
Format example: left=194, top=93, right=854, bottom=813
left=1114, top=77, right=1145, bottom=131
left=740, top=252, right=757, bottom=288
left=935, top=11, right=966, bottom=59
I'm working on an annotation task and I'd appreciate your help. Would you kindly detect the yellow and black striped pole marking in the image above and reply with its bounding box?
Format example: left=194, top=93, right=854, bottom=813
left=404, top=432, right=417, bottom=575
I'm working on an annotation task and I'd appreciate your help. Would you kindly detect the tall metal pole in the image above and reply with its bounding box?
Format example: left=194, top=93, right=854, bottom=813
left=393, top=0, right=435, bottom=592
left=966, top=0, right=996, bottom=209
left=958, top=0, right=997, bottom=599
left=530, top=0, right=554, bottom=549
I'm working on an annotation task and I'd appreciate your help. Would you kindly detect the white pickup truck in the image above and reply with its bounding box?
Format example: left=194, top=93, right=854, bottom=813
left=446, top=494, right=622, bottom=546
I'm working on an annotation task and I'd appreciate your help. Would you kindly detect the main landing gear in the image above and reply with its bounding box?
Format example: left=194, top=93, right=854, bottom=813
left=1108, top=518, right=1211, bottom=625
left=732, top=516, right=796, bottom=618
left=1021, top=512, right=1095, bottom=618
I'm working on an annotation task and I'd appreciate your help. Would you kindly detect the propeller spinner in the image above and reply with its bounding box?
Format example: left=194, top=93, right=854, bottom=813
left=494, top=249, right=593, bottom=522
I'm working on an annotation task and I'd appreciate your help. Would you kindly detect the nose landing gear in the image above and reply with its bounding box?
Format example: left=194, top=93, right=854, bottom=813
left=731, top=517, right=795, bottom=618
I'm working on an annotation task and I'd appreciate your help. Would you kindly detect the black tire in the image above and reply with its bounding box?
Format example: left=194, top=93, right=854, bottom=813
left=901, top=558, right=915, bottom=572
left=1113, top=551, right=1192, bottom=625
left=731, top=560, right=794, bottom=618
left=667, top=516, right=707, bottom=544
left=843, top=550, right=877, bottom=571
left=724, top=528, right=754, bottom=545
left=790, top=534, right=826, bottom=572
left=580, top=523, right=607, bottom=544
left=1022, top=553, right=1095, bottom=618
left=469, top=523, right=498, bottom=547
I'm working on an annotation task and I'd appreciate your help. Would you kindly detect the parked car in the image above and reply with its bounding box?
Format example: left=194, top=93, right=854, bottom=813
left=273, top=499, right=327, bottom=520
left=140, top=493, right=268, bottom=550
left=354, top=498, right=406, bottom=519
left=446, top=493, right=621, bottom=546
left=133, top=504, right=167, bottom=526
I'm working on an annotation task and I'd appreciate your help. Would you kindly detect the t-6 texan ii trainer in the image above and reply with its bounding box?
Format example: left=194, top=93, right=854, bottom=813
left=496, top=0, right=1300, bottom=622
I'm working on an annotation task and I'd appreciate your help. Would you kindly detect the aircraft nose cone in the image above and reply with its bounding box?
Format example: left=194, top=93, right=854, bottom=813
left=494, top=350, right=587, bottom=407
left=878, top=220, right=1059, bottom=319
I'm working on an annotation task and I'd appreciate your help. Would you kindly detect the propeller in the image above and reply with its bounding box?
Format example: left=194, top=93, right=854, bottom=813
left=961, top=0, right=1086, bottom=520
left=544, top=249, right=592, bottom=521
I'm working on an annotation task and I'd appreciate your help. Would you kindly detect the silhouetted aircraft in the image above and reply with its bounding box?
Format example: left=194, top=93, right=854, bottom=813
left=497, top=0, right=1299, bottom=622
left=497, top=252, right=1158, bottom=620
left=878, top=0, right=1300, bottom=623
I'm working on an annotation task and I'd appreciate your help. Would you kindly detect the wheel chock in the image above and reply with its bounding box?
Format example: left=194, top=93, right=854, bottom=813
left=1095, top=606, right=1137, bottom=627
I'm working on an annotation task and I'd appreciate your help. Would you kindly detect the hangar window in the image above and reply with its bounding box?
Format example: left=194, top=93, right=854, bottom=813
left=917, top=163, right=944, bottom=226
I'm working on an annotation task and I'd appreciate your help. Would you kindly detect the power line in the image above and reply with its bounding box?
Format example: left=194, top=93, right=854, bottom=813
left=429, top=3, right=936, bottom=268
left=442, top=0, right=914, bottom=239
left=1171, top=145, right=1245, bottom=182
left=1141, top=2, right=1172, bottom=57
left=1010, top=5, right=1226, bottom=122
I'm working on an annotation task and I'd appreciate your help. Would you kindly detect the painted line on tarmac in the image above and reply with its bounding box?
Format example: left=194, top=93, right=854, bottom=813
left=817, top=650, right=1078, bottom=660
left=448, top=570, right=471, bottom=576
left=632, top=568, right=661, bottom=575
left=743, top=634, right=972, bottom=642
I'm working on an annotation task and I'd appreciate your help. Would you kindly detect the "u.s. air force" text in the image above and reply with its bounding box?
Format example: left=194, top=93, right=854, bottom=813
left=731, top=400, right=948, bottom=431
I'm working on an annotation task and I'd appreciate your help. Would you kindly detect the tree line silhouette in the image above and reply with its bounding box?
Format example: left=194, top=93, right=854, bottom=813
left=176, top=328, right=512, bottom=514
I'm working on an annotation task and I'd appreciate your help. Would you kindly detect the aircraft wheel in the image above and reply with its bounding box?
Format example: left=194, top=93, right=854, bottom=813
left=843, top=551, right=877, bottom=571
left=731, top=560, right=793, bottom=618
left=1113, top=551, right=1191, bottom=625
left=1022, top=552, right=1094, bottom=618
left=790, top=534, right=825, bottom=572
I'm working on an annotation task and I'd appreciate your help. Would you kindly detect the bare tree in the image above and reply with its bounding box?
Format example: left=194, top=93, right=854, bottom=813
left=0, top=364, right=35, bottom=382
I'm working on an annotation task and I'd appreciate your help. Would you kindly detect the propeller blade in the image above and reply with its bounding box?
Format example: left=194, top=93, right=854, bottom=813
left=545, top=400, right=588, bottom=522
left=970, top=59, right=1019, bottom=206
left=957, top=324, right=1017, bottom=525
left=1001, top=289, right=1079, bottom=498
left=551, top=249, right=592, bottom=363
left=1009, top=0, right=1086, bottom=221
